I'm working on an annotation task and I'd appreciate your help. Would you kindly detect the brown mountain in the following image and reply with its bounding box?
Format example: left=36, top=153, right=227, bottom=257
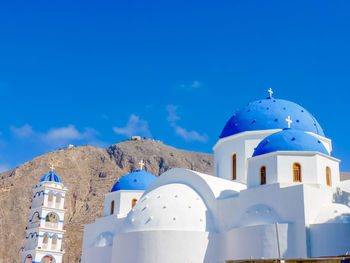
left=0, top=139, right=213, bottom=263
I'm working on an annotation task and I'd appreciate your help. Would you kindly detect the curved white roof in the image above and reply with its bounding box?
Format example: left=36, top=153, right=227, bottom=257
left=123, top=183, right=213, bottom=232
left=314, top=203, right=350, bottom=224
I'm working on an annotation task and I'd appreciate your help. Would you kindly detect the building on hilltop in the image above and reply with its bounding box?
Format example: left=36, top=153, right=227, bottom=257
left=22, top=167, right=68, bottom=263
left=81, top=90, right=350, bottom=263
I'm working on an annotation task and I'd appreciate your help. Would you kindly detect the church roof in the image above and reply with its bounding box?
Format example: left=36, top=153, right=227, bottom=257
left=220, top=97, right=324, bottom=138
left=111, top=170, right=157, bottom=192
left=252, top=129, right=329, bottom=157
left=40, top=171, right=62, bottom=183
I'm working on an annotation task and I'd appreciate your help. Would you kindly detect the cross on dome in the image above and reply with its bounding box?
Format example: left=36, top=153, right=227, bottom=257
left=268, top=88, right=273, bottom=98
left=285, top=116, right=293, bottom=128
left=49, top=164, right=55, bottom=171
left=139, top=160, right=145, bottom=170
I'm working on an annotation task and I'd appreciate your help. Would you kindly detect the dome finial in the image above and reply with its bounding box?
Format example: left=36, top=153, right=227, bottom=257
left=268, top=88, right=274, bottom=98
left=285, top=115, right=293, bottom=128
left=49, top=164, right=55, bottom=172
left=138, top=160, right=145, bottom=170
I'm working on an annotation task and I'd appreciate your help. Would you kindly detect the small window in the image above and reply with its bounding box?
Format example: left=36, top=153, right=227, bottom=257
left=232, top=154, right=237, bottom=180
left=42, top=234, right=49, bottom=249
left=110, top=200, right=115, bottom=215
left=326, top=167, right=332, bottom=186
left=55, top=194, right=61, bottom=208
left=132, top=198, right=137, bottom=208
left=52, top=235, right=58, bottom=250
left=293, top=163, right=302, bottom=182
left=48, top=192, right=54, bottom=207
left=260, top=166, right=266, bottom=185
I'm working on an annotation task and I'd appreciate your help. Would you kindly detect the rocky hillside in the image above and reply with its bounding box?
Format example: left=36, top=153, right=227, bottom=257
left=0, top=139, right=213, bottom=263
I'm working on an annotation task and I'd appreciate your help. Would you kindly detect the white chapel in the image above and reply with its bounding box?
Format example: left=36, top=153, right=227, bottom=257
left=81, top=91, right=350, bottom=263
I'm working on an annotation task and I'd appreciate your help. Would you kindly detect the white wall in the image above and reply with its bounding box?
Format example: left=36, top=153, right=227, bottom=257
left=213, top=130, right=280, bottom=184
left=112, top=231, right=210, bottom=263
left=247, top=152, right=340, bottom=188
left=82, top=246, right=112, bottom=263
left=220, top=223, right=292, bottom=261
left=104, top=190, right=144, bottom=217
left=81, top=215, right=125, bottom=256
left=309, top=223, right=350, bottom=257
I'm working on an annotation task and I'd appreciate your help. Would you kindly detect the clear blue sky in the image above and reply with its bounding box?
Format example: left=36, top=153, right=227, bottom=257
left=0, top=0, right=350, bottom=172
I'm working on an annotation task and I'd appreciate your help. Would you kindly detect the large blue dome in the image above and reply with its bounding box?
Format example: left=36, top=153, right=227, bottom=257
left=40, top=171, right=62, bottom=183
left=111, top=170, right=157, bottom=192
left=252, top=129, right=329, bottom=157
left=220, top=98, right=324, bottom=138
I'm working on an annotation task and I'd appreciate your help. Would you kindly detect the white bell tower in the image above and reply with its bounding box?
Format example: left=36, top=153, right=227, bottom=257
left=22, top=166, right=68, bottom=263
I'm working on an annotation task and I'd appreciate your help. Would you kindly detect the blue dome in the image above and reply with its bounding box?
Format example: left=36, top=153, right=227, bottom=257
left=111, top=170, right=157, bottom=192
left=252, top=129, right=329, bottom=157
left=40, top=171, right=62, bottom=183
left=220, top=98, right=324, bottom=138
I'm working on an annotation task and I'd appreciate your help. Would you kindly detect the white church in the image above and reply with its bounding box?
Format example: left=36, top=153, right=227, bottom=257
left=77, top=91, right=350, bottom=262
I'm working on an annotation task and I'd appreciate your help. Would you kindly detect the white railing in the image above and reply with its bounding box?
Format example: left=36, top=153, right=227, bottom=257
left=55, top=202, right=60, bottom=209
left=45, top=222, right=58, bottom=229
left=42, top=243, right=48, bottom=250
left=51, top=244, right=57, bottom=250
left=47, top=201, right=53, bottom=207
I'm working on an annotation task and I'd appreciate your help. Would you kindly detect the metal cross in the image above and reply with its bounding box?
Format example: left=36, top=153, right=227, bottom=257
left=139, top=160, right=145, bottom=170
left=285, top=116, right=293, bottom=128
left=49, top=164, right=55, bottom=171
left=268, top=88, right=273, bottom=98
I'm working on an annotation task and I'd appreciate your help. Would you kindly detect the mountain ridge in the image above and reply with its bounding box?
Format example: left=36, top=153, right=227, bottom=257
left=0, top=139, right=213, bottom=262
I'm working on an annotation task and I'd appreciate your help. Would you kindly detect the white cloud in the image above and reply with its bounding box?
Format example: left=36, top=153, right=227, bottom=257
left=11, top=124, right=34, bottom=138
left=174, top=126, right=208, bottom=142
left=191, top=81, right=201, bottom=88
left=166, top=105, right=180, bottom=124
left=42, top=125, right=99, bottom=147
left=166, top=105, right=208, bottom=143
left=11, top=124, right=103, bottom=148
left=178, top=81, right=201, bottom=91
left=113, top=114, right=152, bottom=138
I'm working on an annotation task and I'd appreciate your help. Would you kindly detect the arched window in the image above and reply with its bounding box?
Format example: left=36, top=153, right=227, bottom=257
left=41, top=255, right=55, bottom=263
left=55, top=194, right=61, bottom=209
left=293, top=163, right=302, bottom=182
left=232, top=154, right=237, bottom=180
left=48, top=192, right=54, bottom=207
left=260, top=166, right=266, bottom=185
left=42, top=234, right=49, bottom=249
left=51, top=235, right=58, bottom=250
left=110, top=200, right=114, bottom=215
left=326, top=167, right=332, bottom=186
left=45, top=213, right=59, bottom=228
left=132, top=198, right=137, bottom=208
left=31, top=212, right=40, bottom=224
left=24, top=255, right=33, bottom=263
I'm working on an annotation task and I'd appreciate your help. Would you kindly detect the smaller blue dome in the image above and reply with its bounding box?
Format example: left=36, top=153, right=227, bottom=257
left=253, top=129, right=329, bottom=157
left=111, top=170, right=157, bottom=192
left=40, top=171, right=62, bottom=183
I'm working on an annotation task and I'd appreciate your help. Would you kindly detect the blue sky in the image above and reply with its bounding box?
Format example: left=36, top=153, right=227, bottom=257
left=0, top=0, right=350, bottom=172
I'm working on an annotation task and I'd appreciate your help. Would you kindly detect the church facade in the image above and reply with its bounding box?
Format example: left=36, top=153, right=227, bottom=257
left=81, top=92, right=350, bottom=263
